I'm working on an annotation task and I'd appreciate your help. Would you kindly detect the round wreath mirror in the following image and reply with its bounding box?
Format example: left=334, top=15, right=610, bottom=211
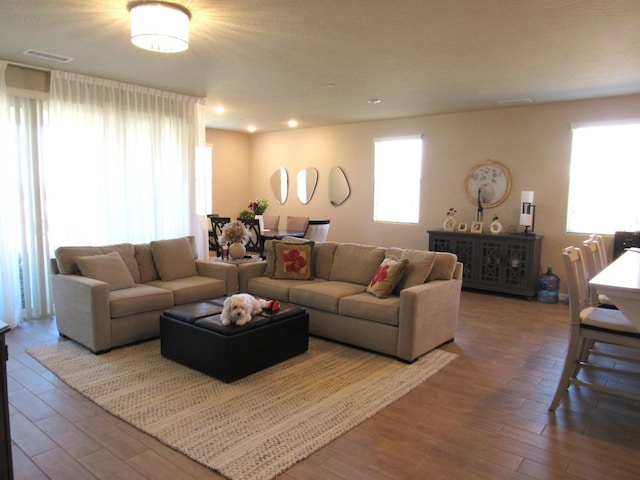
left=464, top=160, right=511, bottom=208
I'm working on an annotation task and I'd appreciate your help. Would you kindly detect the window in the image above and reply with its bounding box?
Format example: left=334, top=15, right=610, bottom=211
left=373, top=136, right=422, bottom=223
left=566, top=122, right=640, bottom=234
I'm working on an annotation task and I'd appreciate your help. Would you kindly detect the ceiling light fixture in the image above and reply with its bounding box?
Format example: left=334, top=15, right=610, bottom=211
left=288, top=119, right=298, bottom=128
left=127, top=1, right=191, bottom=53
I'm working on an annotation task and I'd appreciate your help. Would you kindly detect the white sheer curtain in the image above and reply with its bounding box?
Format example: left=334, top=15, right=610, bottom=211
left=46, top=70, right=207, bottom=254
left=0, top=62, right=53, bottom=327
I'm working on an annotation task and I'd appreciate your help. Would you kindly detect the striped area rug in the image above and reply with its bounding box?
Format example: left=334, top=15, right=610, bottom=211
left=28, top=337, right=456, bottom=480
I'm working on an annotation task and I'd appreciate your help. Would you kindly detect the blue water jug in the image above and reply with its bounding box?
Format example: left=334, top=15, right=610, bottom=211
left=537, top=266, right=559, bottom=304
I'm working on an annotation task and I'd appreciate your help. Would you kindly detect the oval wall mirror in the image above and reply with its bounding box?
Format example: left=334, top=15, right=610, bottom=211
left=270, top=167, right=288, bottom=204
left=329, top=166, right=350, bottom=206
left=297, top=167, right=318, bottom=204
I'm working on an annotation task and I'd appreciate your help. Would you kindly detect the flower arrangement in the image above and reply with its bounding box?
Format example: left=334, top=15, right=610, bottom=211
left=446, top=208, right=457, bottom=217
left=248, top=198, right=269, bottom=216
left=220, top=220, right=251, bottom=244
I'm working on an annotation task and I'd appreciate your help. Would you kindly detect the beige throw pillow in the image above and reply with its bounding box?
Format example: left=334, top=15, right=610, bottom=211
left=74, top=251, right=136, bottom=291
left=366, top=257, right=408, bottom=298
left=150, top=236, right=198, bottom=281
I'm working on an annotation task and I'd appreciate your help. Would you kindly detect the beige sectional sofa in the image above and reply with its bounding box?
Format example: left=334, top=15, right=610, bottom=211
left=238, top=240, right=462, bottom=362
left=51, top=236, right=237, bottom=353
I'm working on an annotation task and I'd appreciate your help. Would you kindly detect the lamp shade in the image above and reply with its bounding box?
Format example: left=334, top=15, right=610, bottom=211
left=128, top=1, right=191, bottom=53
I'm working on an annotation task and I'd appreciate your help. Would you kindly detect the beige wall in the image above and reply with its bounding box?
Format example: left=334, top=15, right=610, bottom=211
left=205, top=128, right=252, bottom=219
left=208, top=93, right=640, bottom=289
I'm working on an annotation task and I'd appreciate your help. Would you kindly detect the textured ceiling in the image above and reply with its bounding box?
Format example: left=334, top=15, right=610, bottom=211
left=1, top=0, right=639, bottom=132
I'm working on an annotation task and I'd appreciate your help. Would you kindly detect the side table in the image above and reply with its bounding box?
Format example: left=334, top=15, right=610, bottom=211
left=0, top=321, right=12, bottom=480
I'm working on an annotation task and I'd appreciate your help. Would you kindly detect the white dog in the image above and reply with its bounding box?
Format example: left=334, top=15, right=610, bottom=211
left=220, top=294, right=269, bottom=326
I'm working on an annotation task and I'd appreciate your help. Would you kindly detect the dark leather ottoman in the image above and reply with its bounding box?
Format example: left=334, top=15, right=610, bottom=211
left=160, top=297, right=309, bottom=382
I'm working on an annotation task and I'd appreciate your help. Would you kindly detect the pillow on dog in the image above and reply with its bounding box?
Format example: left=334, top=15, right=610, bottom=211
left=271, top=239, right=315, bottom=280
left=366, top=256, right=408, bottom=298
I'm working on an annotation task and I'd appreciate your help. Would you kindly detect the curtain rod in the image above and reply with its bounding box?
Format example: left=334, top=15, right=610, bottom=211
left=6, top=60, right=51, bottom=73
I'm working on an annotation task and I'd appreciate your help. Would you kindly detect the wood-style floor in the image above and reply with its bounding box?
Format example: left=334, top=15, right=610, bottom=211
left=6, top=290, right=640, bottom=479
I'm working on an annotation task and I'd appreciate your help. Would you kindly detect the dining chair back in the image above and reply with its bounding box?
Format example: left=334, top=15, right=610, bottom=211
left=286, top=215, right=309, bottom=234
left=262, top=214, right=280, bottom=230
left=548, top=246, right=640, bottom=410
left=582, top=237, right=615, bottom=307
left=590, top=234, right=609, bottom=269
left=237, top=218, right=261, bottom=254
left=304, top=220, right=330, bottom=242
left=207, top=215, right=231, bottom=257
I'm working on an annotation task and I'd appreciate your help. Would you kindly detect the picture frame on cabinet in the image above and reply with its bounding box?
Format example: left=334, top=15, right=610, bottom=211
left=457, top=222, right=469, bottom=232
left=471, top=221, right=484, bottom=233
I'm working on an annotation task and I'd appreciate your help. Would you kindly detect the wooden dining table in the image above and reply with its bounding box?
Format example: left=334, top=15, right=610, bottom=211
left=589, top=248, right=640, bottom=331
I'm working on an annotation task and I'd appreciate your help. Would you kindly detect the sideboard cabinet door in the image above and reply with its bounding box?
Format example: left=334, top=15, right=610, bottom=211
left=428, top=230, right=543, bottom=298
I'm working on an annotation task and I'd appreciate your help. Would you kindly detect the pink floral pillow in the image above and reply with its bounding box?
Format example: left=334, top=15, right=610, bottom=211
left=271, top=240, right=314, bottom=280
left=366, top=257, right=408, bottom=298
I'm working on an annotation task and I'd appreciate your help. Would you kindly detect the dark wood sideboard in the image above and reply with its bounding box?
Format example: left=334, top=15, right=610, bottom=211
left=428, top=230, right=543, bottom=298
left=0, top=321, right=12, bottom=480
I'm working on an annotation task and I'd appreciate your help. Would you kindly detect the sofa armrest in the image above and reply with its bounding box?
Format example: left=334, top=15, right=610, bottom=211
left=195, top=260, right=238, bottom=295
left=396, top=276, right=462, bottom=362
left=52, top=273, right=112, bottom=353
left=237, top=261, right=268, bottom=292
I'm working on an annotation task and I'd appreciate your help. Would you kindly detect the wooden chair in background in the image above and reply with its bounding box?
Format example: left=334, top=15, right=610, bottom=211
left=207, top=215, right=230, bottom=257
left=304, top=220, right=330, bottom=242
left=262, top=214, right=280, bottom=230
left=286, top=215, right=309, bottom=234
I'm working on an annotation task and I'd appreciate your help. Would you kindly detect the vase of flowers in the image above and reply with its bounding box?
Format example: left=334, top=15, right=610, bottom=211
left=220, top=220, right=251, bottom=259
left=247, top=198, right=269, bottom=217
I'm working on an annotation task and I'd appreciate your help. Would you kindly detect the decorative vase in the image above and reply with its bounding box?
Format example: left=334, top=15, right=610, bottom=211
left=443, top=217, right=456, bottom=232
left=489, top=220, right=503, bottom=234
left=255, top=214, right=264, bottom=232
left=228, top=242, right=246, bottom=259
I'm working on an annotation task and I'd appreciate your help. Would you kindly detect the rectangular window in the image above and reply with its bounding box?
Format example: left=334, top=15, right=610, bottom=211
left=567, top=122, right=640, bottom=234
left=373, top=136, right=422, bottom=223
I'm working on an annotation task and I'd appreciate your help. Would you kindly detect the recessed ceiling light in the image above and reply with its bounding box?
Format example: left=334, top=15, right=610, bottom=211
left=247, top=125, right=256, bottom=133
left=368, top=98, right=382, bottom=105
left=214, top=105, right=225, bottom=114
left=288, top=119, right=298, bottom=128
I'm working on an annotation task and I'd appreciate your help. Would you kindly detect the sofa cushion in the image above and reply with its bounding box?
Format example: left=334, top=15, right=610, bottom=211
left=387, top=248, right=437, bottom=292
left=289, top=281, right=367, bottom=313
left=329, top=243, right=386, bottom=286
left=150, top=236, right=198, bottom=281
left=148, top=276, right=226, bottom=305
left=109, top=284, right=174, bottom=318
left=264, top=237, right=310, bottom=277
left=248, top=276, right=326, bottom=303
left=135, top=244, right=160, bottom=283
left=272, top=239, right=315, bottom=280
left=428, top=252, right=458, bottom=280
left=55, top=243, right=139, bottom=281
left=74, top=251, right=136, bottom=291
left=366, top=257, right=408, bottom=299
left=339, top=293, right=400, bottom=327
left=312, top=241, right=338, bottom=280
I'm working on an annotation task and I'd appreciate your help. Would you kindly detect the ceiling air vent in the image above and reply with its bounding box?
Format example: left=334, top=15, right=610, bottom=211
left=22, top=49, right=73, bottom=63
left=498, top=98, right=533, bottom=106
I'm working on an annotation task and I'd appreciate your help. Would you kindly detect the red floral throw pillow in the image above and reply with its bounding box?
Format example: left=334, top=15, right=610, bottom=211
left=366, top=257, right=408, bottom=298
left=271, top=240, right=314, bottom=280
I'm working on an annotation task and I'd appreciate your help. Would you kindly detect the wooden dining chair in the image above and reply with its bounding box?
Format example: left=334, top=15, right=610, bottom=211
left=582, top=237, right=614, bottom=307
left=207, top=215, right=231, bottom=257
left=548, top=246, right=640, bottom=410
left=262, top=214, right=280, bottom=230
left=286, top=215, right=309, bottom=234
left=590, top=233, right=609, bottom=269
left=304, top=220, right=330, bottom=242
left=237, top=218, right=261, bottom=255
